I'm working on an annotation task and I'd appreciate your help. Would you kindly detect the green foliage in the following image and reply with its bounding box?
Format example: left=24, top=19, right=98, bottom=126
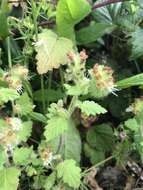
left=13, top=147, right=36, bottom=166
left=18, top=121, right=32, bottom=142
left=84, top=143, right=105, bottom=165
left=130, top=27, right=143, bottom=59
left=44, top=101, right=69, bottom=141
left=76, top=22, right=116, bottom=44
left=116, top=73, right=143, bottom=89
left=0, top=167, right=20, bottom=190
left=34, top=88, right=64, bottom=102
left=87, top=124, right=114, bottom=151
left=56, top=0, right=91, bottom=40
left=43, top=172, right=56, bottom=190
left=56, top=159, right=81, bottom=188
left=29, top=112, right=47, bottom=124
left=0, top=0, right=143, bottom=189
left=0, top=88, right=19, bottom=105
left=0, top=7, right=9, bottom=40
left=48, top=119, right=81, bottom=163
left=35, top=30, right=73, bottom=74
left=14, top=93, right=33, bottom=116
left=76, top=100, right=107, bottom=116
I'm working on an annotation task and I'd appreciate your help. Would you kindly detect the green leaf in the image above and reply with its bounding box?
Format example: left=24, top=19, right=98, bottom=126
left=56, top=0, right=91, bottom=40
left=56, top=159, right=81, bottom=188
left=0, top=10, right=9, bottom=40
left=13, top=147, right=35, bottom=166
left=14, top=93, right=33, bottom=116
left=44, top=116, right=69, bottom=142
left=76, top=100, right=107, bottom=116
left=48, top=119, right=81, bottom=163
left=43, top=172, right=56, bottom=190
left=130, top=27, right=143, bottom=59
left=18, top=121, right=32, bottom=142
left=0, top=88, right=19, bottom=105
left=92, top=1, right=122, bottom=24
left=125, top=118, right=139, bottom=132
left=116, top=73, right=143, bottom=89
left=87, top=124, right=114, bottom=151
left=34, top=89, right=64, bottom=102
left=76, top=22, right=116, bottom=44
left=0, top=148, right=7, bottom=169
left=0, top=167, right=20, bottom=190
left=84, top=143, right=105, bottom=165
left=29, top=112, right=47, bottom=124
left=35, top=30, right=73, bottom=74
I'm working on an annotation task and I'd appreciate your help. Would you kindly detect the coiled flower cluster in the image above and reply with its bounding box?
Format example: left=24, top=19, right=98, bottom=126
left=89, top=64, right=117, bottom=98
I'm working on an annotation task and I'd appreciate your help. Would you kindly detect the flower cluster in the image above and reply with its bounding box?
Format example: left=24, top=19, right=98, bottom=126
left=0, top=117, right=22, bottom=150
left=126, top=97, right=143, bottom=115
left=89, top=64, right=117, bottom=98
left=40, top=147, right=60, bottom=167
left=3, top=64, right=29, bottom=94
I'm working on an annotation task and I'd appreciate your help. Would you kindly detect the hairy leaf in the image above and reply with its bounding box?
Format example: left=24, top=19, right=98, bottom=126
left=44, top=116, right=69, bottom=142
left=76, top=100, right=107, bottom=116
left=56, top=159, right=81, bottom=188
left=0, top=167, right=20, bottom=190
left=0, top=88, right=19, bottom=105
left=14, top=93, right=33, bottom=116
left=48, top=119, right=81, bottom=163
left=18, top=121, right=32, bottom=142
left=35, top=30, right=73, bottom=74
left=13, top=147, right=36, bottom=166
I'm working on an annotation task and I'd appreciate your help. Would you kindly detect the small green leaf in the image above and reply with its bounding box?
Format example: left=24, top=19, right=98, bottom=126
left=125, top=118, right=139, bottom=132
left=13, top=147, right=35, bottom=166
left=18, top=121, right=32, bottom=142
left=56, top=0, right=91, bottom=40
left=0, top=88, right=19, bottom=105
left=43, top=172, right=56, bottom=190
left=76, top=100, right=107, bottom=116
left=56, top=159, right=81, bottom=188
left=14, top=93, right=33, bottom=116
left=29, top=112, right=47, bottom=124
left=0, top=167, right=20, bottom=190
left=44, top=116, right=69, bottom=141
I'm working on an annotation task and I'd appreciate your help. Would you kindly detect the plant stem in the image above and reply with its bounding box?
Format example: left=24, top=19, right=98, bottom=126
left=31, top=0, right=46, bottom=113
left=92, top=0, right=130, bottom=10
left=7, top=37, right=12, bottom=69
left=47, top=71, right=52, bottom=108
left=40, top=75, right=46, bottom=113
left=84, top=155, right=115, bottom=174
left=7, top=36, right=15, bottom=114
